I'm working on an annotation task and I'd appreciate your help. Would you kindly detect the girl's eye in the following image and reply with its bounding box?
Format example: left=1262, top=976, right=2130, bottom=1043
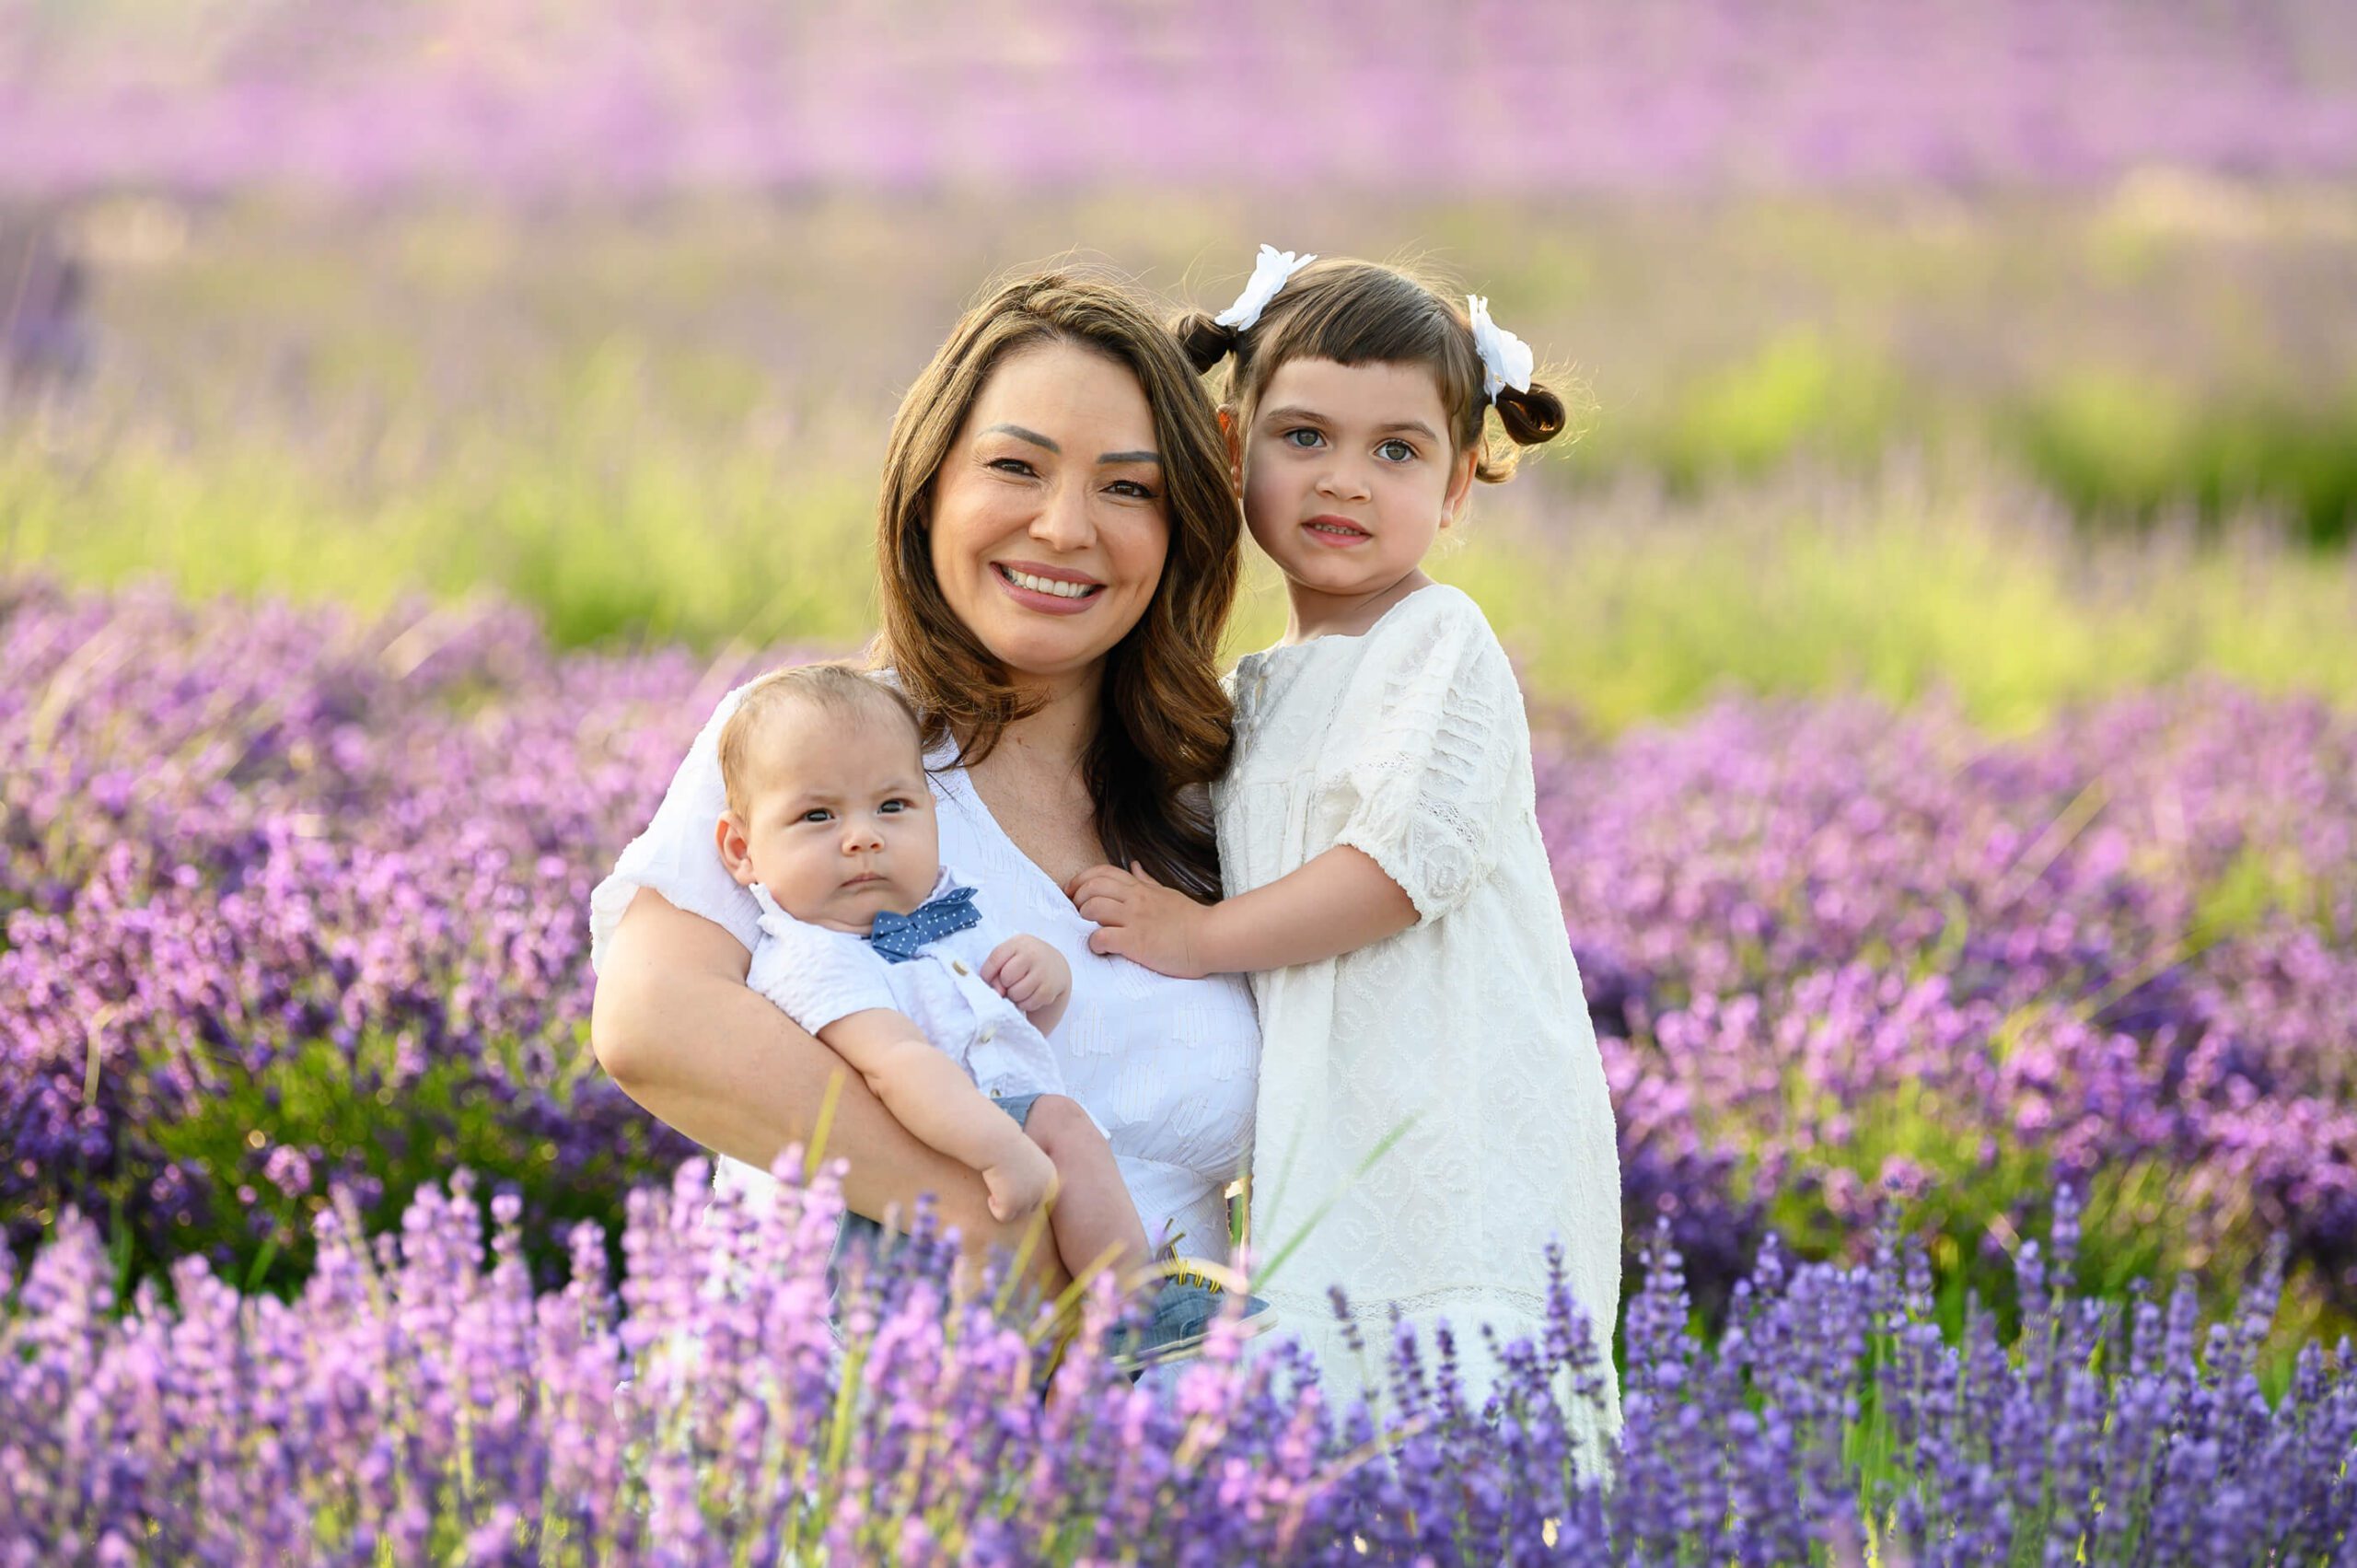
left=1377, top=438, right=1416, bottom=463
left=1283, top=427, right=1325, bottom=449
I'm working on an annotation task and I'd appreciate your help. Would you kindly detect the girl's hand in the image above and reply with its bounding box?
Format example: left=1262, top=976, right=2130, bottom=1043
left=1064, top=861, right=1214, bottom=979
left=982, top=935, right=1070, bottom=1015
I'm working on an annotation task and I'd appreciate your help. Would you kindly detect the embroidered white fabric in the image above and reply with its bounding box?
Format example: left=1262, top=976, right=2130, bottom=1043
left=1217, top=585, right=1622, bottom=1430
left=589, top=680, right=1261, bottom=1265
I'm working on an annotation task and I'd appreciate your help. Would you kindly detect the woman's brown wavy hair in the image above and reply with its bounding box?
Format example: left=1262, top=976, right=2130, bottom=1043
left=871, top=270, right=1242, bottom=901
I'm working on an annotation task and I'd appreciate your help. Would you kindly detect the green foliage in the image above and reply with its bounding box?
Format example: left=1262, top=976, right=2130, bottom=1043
left=129, top=1027, right=661, bottom=1298
left=2014, top=373, right=2357, bottom=546
left=1735, top=1061, right=2322, bottom=1395
left=12, top=435, right=2354, bottom=737
left=1647, top=329, right=1900, bottom=486
left=1440, top=469, right=2357, bottom=736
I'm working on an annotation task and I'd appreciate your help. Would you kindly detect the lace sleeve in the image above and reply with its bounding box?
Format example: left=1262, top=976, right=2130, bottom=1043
left=588, top=683, right=761, bottom=971
left=1324, top=592, right=1529, bottom=926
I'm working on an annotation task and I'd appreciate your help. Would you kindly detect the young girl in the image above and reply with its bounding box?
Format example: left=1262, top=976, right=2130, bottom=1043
left=1066, top=250, right=1622, bottom=1425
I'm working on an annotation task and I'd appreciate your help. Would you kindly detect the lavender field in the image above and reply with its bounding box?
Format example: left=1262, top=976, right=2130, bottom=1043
left=8, top=0, right=2357, bottom=1559
left=6, top=578, right=2357, bottom=1556
left=4, top=0, right=2355, bottom=196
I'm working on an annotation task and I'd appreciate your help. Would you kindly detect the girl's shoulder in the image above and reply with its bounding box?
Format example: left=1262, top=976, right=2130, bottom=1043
left=1364, top=583, right=1510, bottom=677
left=1380, top=581, right=1491, bottom=637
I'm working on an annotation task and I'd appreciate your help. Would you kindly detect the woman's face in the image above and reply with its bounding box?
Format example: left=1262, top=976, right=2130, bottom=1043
left=927, top=342, right=1170, bottom=690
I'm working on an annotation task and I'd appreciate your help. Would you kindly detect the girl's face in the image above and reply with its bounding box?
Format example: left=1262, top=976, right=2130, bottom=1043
left=927, top=342, right=1171, bottom=691
left=1236, top=356, right=1478, bottom=620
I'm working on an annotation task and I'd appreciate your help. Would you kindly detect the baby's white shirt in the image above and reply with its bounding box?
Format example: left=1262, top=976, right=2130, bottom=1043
left=745, top=865, right=1067, bottom=1105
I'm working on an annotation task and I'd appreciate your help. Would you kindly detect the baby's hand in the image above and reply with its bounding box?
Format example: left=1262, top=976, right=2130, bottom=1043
left=982, top=934, right=1070, bottom=1016
left=1063, top=861, right=1213, bottom=979
left=982, top=1139, right=1059, bottom=1223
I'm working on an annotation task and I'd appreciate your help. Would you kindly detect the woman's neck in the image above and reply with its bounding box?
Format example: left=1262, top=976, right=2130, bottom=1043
left=977, top=666, right=1099, bottom=780
left=958, top=664, right=1110, bottom=879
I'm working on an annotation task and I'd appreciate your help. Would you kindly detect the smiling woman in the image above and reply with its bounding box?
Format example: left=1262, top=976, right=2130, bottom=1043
left=588, top=272, right=1260, bottom=1319
left=925, top=351, right=1170, bottom=680
left=874, top=288, right=1243, bottom=901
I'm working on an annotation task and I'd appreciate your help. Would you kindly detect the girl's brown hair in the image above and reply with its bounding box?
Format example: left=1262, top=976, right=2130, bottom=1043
left=1174, top=258, right=1570, bottom=483
left=871, top=270, right=1241, bottom=901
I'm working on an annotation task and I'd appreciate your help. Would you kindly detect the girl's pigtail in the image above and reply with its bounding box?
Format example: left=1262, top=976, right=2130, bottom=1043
left=1171, top=311, right=1241, bottom=377
left=1493, top=380, right=1568, bottom=446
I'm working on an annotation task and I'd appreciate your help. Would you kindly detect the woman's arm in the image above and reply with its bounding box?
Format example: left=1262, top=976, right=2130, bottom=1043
left=1066, top=846, right=1418, bottom=979
left=589, top=887, right=1071, bottom=1291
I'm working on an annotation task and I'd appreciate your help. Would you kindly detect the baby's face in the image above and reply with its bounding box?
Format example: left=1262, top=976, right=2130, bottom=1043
left=726, top=702, right=940, bottom=934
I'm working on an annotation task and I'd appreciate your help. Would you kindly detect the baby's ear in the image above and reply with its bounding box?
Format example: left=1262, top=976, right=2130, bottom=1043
left=714, top=812, right=758, bottom=887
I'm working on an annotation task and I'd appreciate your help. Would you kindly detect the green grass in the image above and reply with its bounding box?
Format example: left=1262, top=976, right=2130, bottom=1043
left=10, top=428, right=2353, bottom=732
left=6, top=191, right=2355, bottom=725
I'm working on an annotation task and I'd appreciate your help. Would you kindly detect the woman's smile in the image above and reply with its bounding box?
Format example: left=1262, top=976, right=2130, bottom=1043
left=992, top=559, right=1108, bottom=613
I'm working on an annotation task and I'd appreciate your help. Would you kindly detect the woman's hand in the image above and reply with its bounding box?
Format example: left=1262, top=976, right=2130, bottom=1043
left=1064, top=861, right=1215, bottom=979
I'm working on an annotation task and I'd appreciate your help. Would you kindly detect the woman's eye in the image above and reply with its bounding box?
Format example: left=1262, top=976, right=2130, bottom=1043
left=1283, top=428, right=1324, bottom=449
left=1107, top=479, right=1158, bottom=500
left=1377, top=438, right=1416, bottom=463
left=989, top=457, right=1039, bottom=477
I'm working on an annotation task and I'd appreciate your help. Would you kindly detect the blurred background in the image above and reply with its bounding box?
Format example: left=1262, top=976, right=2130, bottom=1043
left=6, top=1, right=2357, bottom=1363
left=6, top=0, right=2353, bottom=730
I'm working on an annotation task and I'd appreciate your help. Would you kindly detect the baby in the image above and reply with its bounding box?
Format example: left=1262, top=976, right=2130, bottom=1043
left=712, top=662, right=1268, bottom=1366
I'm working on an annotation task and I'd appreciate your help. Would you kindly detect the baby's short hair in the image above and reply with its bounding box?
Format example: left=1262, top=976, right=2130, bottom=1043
left=716, top=662, right=925, bottom=819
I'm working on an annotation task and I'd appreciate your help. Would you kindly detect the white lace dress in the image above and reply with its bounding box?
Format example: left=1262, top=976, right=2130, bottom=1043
left=1217, top=585, right=1622, bottom=1424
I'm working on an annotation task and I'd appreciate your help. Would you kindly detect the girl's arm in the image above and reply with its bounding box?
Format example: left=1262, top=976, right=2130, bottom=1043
left=589, top=888, right=1072, bottom=1290
left=1066, top=847, right=1417, bottom=979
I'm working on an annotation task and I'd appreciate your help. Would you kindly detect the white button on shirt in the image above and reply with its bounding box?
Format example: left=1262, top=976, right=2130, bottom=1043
left=588, top=679, right=1263, bottom=1261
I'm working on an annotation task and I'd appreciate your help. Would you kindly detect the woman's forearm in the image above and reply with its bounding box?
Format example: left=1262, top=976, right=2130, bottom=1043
left=590, top=888, right=1068, bottom=1288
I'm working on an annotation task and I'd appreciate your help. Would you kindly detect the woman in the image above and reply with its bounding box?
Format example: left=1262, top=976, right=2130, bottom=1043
left=587, top=272, right=1260, bottom=1297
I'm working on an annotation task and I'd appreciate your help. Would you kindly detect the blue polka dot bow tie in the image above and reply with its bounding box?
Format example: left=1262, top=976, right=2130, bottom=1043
left=866, top=885, right=981, bottom=963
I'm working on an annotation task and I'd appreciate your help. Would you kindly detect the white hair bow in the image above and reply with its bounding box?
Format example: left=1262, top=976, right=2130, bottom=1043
left=1467, top=295, right=1535, bottom=403
left=1213, top=245, right=1317, bottom=331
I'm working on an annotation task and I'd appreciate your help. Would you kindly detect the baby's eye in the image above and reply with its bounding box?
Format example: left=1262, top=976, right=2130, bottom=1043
left=799, top=807, right=834, bottom=824
left=1283, top=427, right=1325, bottom=449
left=878, top=797, right=912, bottom=814
left=1376, top=438, right=1417, bottom=463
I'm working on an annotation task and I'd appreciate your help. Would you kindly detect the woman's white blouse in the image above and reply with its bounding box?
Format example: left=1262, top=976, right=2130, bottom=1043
left=1218, top=585, right=1622, bottom=1423
left=589, top=682, right=1262, bottom=1263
